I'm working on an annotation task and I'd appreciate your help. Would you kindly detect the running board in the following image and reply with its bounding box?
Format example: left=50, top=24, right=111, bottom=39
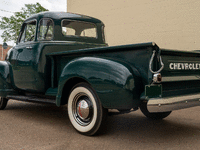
left=6, top=95, right=56, bottom=104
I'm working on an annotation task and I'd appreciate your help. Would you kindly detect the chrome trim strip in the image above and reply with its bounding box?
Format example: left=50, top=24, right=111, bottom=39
left=147, top=93, right=200, bottom=112
left=162, top=76, right=200, bottom=82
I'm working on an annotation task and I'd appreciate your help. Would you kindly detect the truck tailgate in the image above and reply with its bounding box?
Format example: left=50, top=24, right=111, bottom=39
left=160, top=49, right=200, bottom=97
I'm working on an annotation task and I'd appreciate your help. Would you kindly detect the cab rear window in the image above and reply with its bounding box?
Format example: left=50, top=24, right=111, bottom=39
left=61, top=20, right=97, bottom=38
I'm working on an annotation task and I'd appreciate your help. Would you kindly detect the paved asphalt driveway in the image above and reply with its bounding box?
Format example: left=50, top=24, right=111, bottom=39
left=0, top=100, right=200, bottom=150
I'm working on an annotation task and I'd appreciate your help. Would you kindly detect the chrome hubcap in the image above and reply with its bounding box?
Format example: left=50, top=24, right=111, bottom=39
left=72, top=94, right=93, bottom=126
left=77, top=100, right=90, bottom=120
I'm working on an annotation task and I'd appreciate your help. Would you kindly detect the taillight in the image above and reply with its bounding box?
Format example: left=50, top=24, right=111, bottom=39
left=153, top=73, right=162, bottom=83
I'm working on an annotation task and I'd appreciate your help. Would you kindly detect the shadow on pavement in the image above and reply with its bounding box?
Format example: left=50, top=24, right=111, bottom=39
left=4, top=100, right=200, bottom=148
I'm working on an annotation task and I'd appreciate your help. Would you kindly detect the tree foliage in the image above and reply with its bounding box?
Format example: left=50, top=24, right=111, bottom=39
left=0, top=3, right=48, bottom=42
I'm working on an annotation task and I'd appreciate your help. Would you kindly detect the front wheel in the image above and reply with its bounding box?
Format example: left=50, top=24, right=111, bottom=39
left=140, top=101, right=171, bottom=120
left=68, top=82, right=107, bottom=135
left=0, top=97, right=8, bottom=110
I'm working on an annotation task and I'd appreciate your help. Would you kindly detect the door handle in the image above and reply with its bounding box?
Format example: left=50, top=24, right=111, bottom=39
left=26, top=46, right=32, bottom=49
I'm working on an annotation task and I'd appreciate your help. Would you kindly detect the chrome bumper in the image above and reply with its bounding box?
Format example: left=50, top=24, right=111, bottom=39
left=146, top=93, right=200, bottom=113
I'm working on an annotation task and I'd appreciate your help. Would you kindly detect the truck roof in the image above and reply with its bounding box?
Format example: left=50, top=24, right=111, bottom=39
left=26, top=11, right=103, bottom=24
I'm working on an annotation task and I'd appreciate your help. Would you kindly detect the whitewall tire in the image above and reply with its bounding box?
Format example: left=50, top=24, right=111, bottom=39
left=68, top=82, right=107, bottom=135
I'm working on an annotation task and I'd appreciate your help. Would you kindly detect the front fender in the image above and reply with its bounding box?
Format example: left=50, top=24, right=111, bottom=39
left=57, top=57, right=142, bottom=109
left=0, top=61, right=15, bottom=97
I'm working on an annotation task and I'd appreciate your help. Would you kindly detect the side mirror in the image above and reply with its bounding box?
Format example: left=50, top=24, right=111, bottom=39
left=2, top=43, right=8, bottom=50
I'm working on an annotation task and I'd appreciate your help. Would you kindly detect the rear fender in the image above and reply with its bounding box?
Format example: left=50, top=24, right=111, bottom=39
left=56, top=57, right=143, bottom=109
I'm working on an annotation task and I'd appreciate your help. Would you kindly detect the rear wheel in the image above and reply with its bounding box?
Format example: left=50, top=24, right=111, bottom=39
left=140, top=101, right=171, bottom=120
left=67, top=82, right=107, bottom=135
left=0, top=97, right=8, bottom=110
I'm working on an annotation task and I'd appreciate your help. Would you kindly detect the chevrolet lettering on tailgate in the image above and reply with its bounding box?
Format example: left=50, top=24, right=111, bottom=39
left=169, top=62, right=200, bottom=70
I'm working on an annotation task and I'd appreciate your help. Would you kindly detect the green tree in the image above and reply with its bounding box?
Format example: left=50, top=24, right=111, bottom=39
left=0, top=3, right=48, bottom=42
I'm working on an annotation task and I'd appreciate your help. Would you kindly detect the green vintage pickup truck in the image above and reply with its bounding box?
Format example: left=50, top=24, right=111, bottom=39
left=1, top=11, right=200, bottom=135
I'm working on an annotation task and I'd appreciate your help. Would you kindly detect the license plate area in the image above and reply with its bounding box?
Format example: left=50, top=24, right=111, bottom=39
left=145, top=84, right=162, bottom=98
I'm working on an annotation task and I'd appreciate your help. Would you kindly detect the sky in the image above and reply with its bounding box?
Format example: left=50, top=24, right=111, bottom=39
left=0, top=0, right=67, bottom=46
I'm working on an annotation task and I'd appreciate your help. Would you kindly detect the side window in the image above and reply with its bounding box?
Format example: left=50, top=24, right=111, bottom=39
left=62, top=20, right=97, bottom=38
left=19, top=20, right=37, bottom=43
left=38, top=18, right=54, bottom=41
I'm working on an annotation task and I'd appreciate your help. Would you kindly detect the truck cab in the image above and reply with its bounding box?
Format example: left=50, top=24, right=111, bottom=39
left=6, top=12, right=107, bottom=93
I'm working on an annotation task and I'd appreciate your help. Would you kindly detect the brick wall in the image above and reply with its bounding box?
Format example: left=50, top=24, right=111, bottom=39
left=67, top=0, right=200, bottom=51
left=0, top=45, right=12, bottom=60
